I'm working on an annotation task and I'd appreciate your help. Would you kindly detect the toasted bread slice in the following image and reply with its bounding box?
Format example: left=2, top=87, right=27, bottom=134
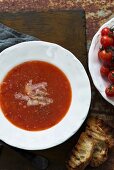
left=86, top=129, right=107, bottom=142
left=67, top=117, right=114, bottom=170
left=87, top=116, right=114, bottom=148
left=86, top=117, right=105, bottom=135
left=86, top=117, right=112, bottom=167
left=67, top=132, right=94, bottom=170
left=90, top=140, right=108, bottom=167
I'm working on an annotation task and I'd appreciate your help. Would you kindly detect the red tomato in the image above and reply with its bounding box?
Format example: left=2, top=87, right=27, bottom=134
left=100, top=35, right=113, bottom=48
left=100, top=66, right=110, bottom=77
left=105, top=84, right=114, bottom=97
left=98, top=49, right=112, bottom=63
left=101, top=27, right=113, bottom=36
left=108, top=71, right=114, bottom=83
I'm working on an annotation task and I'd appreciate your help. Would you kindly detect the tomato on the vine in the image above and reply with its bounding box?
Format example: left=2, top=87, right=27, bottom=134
left=101, top=27, right=113, bottom=36
left=98, top=49, right=112, bottom=63
left=98, top=27, right=114, bottom=98
left=108, top=70, right=114, bottom=83
left=100, top=35, right=113, bottom=48
left=100, top=66, right=110, bottom=77
left=105, top=84, right=114, bottom=97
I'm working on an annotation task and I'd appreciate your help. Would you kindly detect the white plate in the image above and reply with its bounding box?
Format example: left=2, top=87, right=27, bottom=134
left=0, top=41, right=91, bottom=150
left=89, top=18, right=114, bottom=106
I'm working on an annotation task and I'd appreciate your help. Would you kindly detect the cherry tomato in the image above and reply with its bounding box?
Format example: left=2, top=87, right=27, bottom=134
left=105, top=84, right=114, bottom=97
left=98, top=49, right=112, bottom=63
left=108, top=70, right=114, bottom=83
left=100, top=35, right=113, bottom=48
left=100, top=66, right=110, bottom=77
left=101, top=27, right=113, bottom=36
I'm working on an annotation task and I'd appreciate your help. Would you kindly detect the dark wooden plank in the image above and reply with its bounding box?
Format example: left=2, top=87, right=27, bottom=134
left=0, top=10, right=86, bottom=170
left=0, top=10, right=87, bottom=67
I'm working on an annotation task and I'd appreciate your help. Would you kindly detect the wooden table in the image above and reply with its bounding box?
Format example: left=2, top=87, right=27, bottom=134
left=0, top=10, right=114, bottom=170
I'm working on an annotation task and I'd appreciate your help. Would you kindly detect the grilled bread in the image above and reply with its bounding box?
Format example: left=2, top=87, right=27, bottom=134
left=90, top=140, right=108, bottom=167
left=86, top=117, right=112, bottom=167
left=86, top=117, right=114, bottom=148
left=86, top=129, right=107, bottom=142
left=67, top=132, right=94, bottom=170
left=67, top=116, right=114, bottom=170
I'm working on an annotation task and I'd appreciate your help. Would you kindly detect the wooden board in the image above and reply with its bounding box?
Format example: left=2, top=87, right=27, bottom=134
left=0, top=10, right=87, bottom=170
left=0, top=10, right=87, bottom=67
left=1, top=10, right=113, bottom=170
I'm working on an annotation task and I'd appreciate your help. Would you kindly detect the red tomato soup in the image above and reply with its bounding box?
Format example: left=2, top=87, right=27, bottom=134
left=0, top=61, right=72, bottom=131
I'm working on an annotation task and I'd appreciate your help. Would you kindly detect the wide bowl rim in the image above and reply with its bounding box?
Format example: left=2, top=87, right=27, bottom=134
left=0, top=41, right=91, bottom=150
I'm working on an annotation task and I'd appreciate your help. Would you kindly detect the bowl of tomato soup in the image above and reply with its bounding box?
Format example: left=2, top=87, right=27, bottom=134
left=0, top=41, right=91, bottom=150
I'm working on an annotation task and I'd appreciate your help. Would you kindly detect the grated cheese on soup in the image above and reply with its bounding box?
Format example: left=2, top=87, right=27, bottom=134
left=15, top=80, right=53, bottom=107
